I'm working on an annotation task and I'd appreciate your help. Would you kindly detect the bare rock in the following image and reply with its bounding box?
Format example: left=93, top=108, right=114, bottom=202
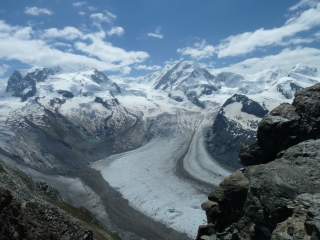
left=271, top=193, right=320, bottom=240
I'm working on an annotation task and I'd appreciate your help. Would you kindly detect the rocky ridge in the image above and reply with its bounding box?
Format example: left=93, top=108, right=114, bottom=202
left=0, top=157, right=120, bottom=240
left=197, top=82, right=320, bottom=240
left=206, top=94, right=269, bottom=170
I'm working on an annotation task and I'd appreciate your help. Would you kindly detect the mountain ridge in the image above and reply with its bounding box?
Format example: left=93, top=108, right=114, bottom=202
left=0, top=60, right=319, bottom=239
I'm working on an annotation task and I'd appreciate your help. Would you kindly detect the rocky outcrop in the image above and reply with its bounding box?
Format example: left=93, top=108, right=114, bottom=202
left=6, top=70, right=37, bottom=101
left=94, top=96, right=120, bottom=109
left=239, top=83, right=320, bottom=166
left=6, top=68, right=62, bottom=101
left=206, top=95, right=268, bottom=169
left=57, top=90, right=74, bottom=98
left=0, top=157, right=120, bottom=240
left=271, top=193, right=320, bottom=240
left=186, top=91, right=205, bottom=108
left=197, top=83, right=320, bottom=240
left=0, top=188, right=93, bottom=240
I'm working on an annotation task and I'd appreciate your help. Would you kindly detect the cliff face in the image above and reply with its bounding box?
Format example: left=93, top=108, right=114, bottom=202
left=206, top=94, right=269, bottom=170
left=197, top=83, right=320, bottom=240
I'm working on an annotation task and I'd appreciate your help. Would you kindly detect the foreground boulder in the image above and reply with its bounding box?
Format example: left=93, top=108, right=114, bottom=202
left=197, top=83, right=320, bottom=240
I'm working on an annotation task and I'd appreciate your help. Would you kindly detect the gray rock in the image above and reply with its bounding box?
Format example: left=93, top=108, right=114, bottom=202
left=199, top=139, right=320, bottom=239
left=239, top=83, right=320, bottom=166
left=271, top=193, right=320, bottom=240
left=198, top=83, right=320, bottom=240
left=207, top=94, right=268, bottom=169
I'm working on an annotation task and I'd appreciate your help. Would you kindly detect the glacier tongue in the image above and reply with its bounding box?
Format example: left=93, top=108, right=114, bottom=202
left=92, top=111, right=231, bottom=239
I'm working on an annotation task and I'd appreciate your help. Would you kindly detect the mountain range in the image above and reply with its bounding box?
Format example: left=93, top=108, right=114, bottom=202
left=0, top=61, right=319, bottom=239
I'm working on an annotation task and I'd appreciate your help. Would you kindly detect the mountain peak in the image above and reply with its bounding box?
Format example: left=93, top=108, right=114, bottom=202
left=57, top=63, right=94, bottom=73
left=16, top=64, right=95, bottom=79
left=290, top=63, right=317, bottom=76
left=176, top=61, right=201, bottom=70
left=6, top=64, right=119, bottom=101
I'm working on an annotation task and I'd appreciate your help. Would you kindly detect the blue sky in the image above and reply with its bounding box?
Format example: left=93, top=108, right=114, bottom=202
left=0, top=0, right=320, bottom=78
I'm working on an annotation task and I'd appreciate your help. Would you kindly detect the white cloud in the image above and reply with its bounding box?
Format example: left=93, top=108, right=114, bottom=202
left=177, top=40, right=215, bottom=60
left=0, top=20, right=149, bottom=75
left=53, top=42, right=72, bottom=48
left=88, top=6, right=98, bottom=11
left=90, top=11, right=116, bottom=25
left=74, top=34, right=149, bottom=74
left=147, top=27, right=163, bottom=39
left=107, top=27, right=124, bottom=36
left=24, top=7, right=53, bottom=16
left=315, top=31, right=320, bottom=38
left=0, top=64, right=9, bottom=77
left=79, top=11, right=86, bottom=15
left=134, top=65, right=162, bottom=70
left=73, top=1, right=86, bottom=7
left=277, top=37, right=316, bottom=46
left=289, top=0, right=319, bottom=11
left=218, top=47, right=320, bottom=74
left=217, top=2, right=320, bottom=58
left=147, top=33, right=163, bottom=39
left=42, top=27, right=83, bottom=40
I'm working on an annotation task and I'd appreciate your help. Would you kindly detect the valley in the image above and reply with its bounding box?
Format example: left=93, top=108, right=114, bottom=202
left=0, top=61, right=319, bottom=239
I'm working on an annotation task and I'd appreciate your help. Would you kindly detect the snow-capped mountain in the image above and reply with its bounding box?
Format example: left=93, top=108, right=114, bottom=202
left=264, top=63, right=320, bottom=99
left=2, top=61, right=318, bottom=169
left=1, top=65, right=148, bottom=169
left=6, top=65, right=121, bottom=102
left=205, top=63, right=319, bottom=168
left=0, top=60, right=319, bottom=239
left=143, top=61, right=286, bottom=107
left=206, top=94, right=282, bottom=169
left=213, top=68, right=281, bottom=95
left=143, top=61, right=220, bottom=107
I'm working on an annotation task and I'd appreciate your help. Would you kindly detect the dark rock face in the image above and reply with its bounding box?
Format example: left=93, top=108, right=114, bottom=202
left=94, top=96, right=119, bottom=109
left=57, top=90, right=74, bottom=98
left=91, top=69, right=109, bottom=84
left=6, top=71, right=37, bottom=101
left=206, top=95, right=268, bottom=169
left=168, top=93, right=184, bottom=102
left=91, top=69, right=122, bottom=94
left=6, top=68, right=61, bottom=101
left=201, top=85, right=219, bottom=95
left=186, top=92, right=205, bottom=108
left=198, top=83, right=320, bottom=240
